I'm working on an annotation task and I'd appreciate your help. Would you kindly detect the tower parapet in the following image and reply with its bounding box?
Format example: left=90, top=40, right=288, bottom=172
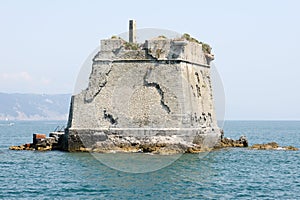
left=98, top=36, right=213, bottom=66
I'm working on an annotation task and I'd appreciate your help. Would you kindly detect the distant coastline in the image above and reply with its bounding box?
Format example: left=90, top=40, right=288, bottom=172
left=0, top=93, right=70, bottom=121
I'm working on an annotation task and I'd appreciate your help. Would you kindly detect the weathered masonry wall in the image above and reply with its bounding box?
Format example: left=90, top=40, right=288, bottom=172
left=69, top=62, right=215, bottom=128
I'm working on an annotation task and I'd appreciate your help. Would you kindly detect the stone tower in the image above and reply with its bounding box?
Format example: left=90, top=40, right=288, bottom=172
left=64, top=22, right=221, bottom=153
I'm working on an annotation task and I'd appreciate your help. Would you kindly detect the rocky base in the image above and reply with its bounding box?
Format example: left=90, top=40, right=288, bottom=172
left=9, top=134, right=218, bottom=154
left=79, top=135, right=216, bottom=155
left=9, top=133, right=299, bottom=153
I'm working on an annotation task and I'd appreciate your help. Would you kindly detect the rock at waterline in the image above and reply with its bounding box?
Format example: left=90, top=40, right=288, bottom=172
left=217, top=136, right=249, bottom=148
left=250, top=142, right=298, bottom=151
left=9, top=132, right=65, bottom=151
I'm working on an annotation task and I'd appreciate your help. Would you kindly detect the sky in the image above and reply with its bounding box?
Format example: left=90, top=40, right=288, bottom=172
left=0, top=0, right=299, bottom=120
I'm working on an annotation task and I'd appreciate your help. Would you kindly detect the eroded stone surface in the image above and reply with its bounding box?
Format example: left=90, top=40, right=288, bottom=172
left=76, top=134, right=214, bottom=155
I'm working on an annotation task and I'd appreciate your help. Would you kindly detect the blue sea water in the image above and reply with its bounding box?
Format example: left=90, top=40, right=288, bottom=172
left=0, top=121, right=299, bottom=199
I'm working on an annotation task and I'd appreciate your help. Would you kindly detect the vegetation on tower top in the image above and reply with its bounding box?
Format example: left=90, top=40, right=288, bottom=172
left=181, top=33, right=212, bottom=54
left=123, top=41, right=139, bottom=50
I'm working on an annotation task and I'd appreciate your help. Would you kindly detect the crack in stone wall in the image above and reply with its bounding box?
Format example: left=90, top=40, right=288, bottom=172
left=145, top=48, right=159, bottom=61
left=143, top=68, right=171, bottom=114
left=103, top=109, right=118, bottom=125
left=67, top=96, right=74, bottom=128
left=84, top=64, right=112, bottom=103
left=194, top=72, right=202, bottom=98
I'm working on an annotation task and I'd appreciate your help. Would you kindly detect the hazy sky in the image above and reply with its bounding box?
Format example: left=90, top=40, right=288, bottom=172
left=0, top=0, right=299, bottom=120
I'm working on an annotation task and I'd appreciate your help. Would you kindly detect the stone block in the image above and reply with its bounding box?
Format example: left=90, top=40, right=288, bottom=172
left=33, top=133, right=46, bottom=145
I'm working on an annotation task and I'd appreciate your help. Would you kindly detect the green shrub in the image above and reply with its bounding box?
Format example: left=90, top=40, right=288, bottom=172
left=202, top=43, right=212, bottom=54
left=158, top=35, right=167, bottom=39
left=111, top=35, right=121, bottom=39
left=182, top=33, right=201, bottom=44
left=124, top=41, right=139, bottom=50
left=181, top=33, right=212, bottom=54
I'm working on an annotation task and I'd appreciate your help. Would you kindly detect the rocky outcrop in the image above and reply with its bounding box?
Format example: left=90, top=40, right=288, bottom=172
left=216, top=136, right=249, bottom=148
left=250, top=142, right=298, bottom=151
left=9, top=143, right=52, bottom=151
left=216, top=138, right=298, bottom=151
left=9, top=132, right=65, bottom=151
left=9, top=143, right=34, bottom=151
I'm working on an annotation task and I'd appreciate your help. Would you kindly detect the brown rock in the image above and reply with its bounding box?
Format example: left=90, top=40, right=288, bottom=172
left=218, top=136, right=248, bottom=148
left=9, top=145, right=25, bottom=150
left=141, top=144, right=157, bottom=153
left=79, top=147, right=91, bottom=152
left=250, top=142, right=298, bottom=151
left=267, top=142, right=279, bottom=148
left=37, top=146, right=52, bottom=151
left=186, top=146, right=202, bottom=153
left=250, top=142, right=279, bottom=150
left=282, top=146, right=299, bottom=151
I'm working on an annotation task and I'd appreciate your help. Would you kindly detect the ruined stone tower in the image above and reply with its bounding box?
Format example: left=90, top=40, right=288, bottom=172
left=64, top=21, right=221, bottom=152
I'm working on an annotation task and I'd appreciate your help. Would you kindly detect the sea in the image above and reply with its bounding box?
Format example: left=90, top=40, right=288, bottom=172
left=0, top=120, right=299, bottom=199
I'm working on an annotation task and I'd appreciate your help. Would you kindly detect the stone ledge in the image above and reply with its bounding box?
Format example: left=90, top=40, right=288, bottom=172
left=93, top=58, right=210, bottom=68
left=75, top=134, right=217, bottom=155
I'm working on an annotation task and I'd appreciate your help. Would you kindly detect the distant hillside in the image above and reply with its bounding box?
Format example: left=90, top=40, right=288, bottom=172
left=0, top=93, right=71, bottom=120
